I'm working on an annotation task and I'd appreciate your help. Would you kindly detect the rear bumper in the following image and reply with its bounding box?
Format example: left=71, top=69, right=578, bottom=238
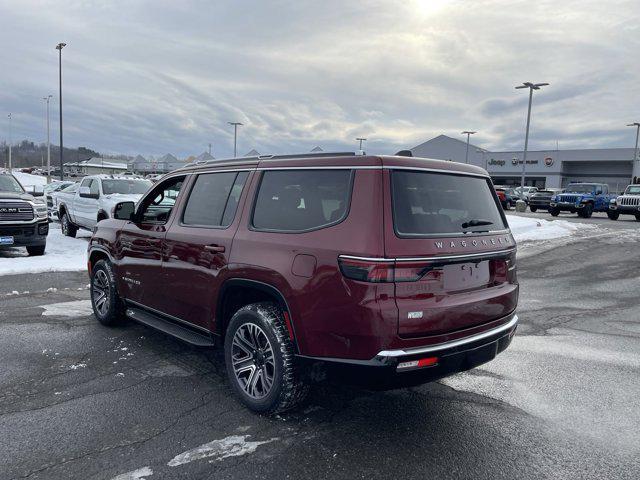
left=299, top=314, right=518, bottom=389
left=0, top=221, right=49, bottom=248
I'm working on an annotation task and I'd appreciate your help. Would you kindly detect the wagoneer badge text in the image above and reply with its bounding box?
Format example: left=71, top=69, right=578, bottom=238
left=434, top=236, right=512, bottom=249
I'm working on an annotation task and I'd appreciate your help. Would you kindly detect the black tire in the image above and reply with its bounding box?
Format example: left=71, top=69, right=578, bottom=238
left=636, top=214, right=640, bottom=222
left=550, top=207, right=560, bottom=217
left=501, top=201, right=510, bottom=211
left=224, top=302, right=309, bottom=414
left=90, top=259, right=125, bottom=326
left=26, top=244, right=46, bottom=256
left=530, top=206, right=537, bottom=213
left=61, top=212, right=78, bottom=238
left=579, top=204, right=593, bottom=218
left=607, top=211, right=620, bottom=220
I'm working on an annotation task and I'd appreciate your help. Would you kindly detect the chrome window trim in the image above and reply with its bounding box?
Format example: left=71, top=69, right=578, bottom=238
left=375, top=314, right=518, bottom=359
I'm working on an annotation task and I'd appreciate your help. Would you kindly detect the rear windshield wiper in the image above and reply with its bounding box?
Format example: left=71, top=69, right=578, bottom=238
left=461, top=219, right=494, bottom=229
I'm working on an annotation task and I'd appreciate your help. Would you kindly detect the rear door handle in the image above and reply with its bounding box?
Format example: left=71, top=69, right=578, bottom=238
left=204, top=244, right=225, bottom=253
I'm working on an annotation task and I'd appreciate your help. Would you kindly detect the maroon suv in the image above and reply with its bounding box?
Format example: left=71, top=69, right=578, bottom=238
left=88, top=153, right=518, bottom=413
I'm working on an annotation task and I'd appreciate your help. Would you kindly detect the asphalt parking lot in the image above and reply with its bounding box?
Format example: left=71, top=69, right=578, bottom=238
left=1, top=213, right=639, bottom=479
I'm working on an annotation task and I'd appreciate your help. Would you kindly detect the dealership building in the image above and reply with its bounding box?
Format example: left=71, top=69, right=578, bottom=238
left=410, top=135, right=640, bottom=193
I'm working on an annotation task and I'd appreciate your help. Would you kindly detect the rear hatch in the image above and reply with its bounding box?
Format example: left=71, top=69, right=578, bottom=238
left=383, top=166, right=517, bottom=338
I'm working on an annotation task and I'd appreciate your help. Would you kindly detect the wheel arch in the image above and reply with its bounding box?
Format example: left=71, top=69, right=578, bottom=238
left=88, top=246, right=113, bottom=274
left=216, top=278, right=298, bottom=350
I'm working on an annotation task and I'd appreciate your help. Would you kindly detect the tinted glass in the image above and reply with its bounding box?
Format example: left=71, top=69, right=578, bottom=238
left=102, top=179, right=152, bottom=195
left=89, top=180, right=100, bottom=196
left=565, top=184, right=596, bottom=193
left=391, top=171, right=506, bottom=235
left=253, top=170, right=352, bottom=232
left=221, top=172, right=249, bottom=226
left=182, top=172, right=238, bottom=227
left=0, top=175, right=24, bottom=193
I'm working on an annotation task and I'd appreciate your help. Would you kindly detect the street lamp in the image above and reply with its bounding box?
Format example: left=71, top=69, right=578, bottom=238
left=43, top=95, right=52, bottom=183
left=56, top=42, right=66, bottom=180
left=627, top=122, right=640, bottom=182
left=356, top=137, right=367, bottom=150
left=228, top=122, right=243, bottom=157
left=7, top=113, right=11, bottom=172
left=461, top=131, right=476, bottom=164
left=515, top=82, right=548, bottom=191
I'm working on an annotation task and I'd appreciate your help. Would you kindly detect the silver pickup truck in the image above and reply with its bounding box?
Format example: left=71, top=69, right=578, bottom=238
left=57, top=175, right=152, bottom=237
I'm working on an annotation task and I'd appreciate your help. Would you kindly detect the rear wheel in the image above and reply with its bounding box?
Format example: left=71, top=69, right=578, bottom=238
left=90, top=259, right=124, bottom=326
left=501, top=201, right=510, bottom=211
left=61, top=212, right=77, bottom=238
left=224, top=302, right=308, bottom=414
left=550, top=207, right=560, bottom=217
left=530, top=206, right=537, bottom=213
left=607, top=211, right=620, bottom=220
left=26, top=244, right=46, bottom=256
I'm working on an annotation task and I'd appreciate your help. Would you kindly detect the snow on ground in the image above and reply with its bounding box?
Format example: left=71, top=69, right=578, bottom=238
left=0, top=227, right=90, bottom=275
left=167, top=435, right=278, bottom=467
left=506, top=214, right=595, bottom=243
left=41, top=299, right=93, bottom=317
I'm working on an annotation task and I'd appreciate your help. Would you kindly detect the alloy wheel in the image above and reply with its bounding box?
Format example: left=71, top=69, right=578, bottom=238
left=231, top=323, right=275, bottom=399
left=92, top=269, right=111, bottom=317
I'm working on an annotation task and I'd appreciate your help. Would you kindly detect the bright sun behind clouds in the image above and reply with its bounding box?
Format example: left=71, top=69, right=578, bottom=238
left=411, top=0, right=453, bottom=17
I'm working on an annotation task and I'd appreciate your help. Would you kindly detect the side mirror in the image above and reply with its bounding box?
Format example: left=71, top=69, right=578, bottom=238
left=113, top=201, right=136, bottom=221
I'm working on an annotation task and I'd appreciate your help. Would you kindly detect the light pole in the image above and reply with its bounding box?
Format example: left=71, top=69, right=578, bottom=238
left=356, top=137, right=367, bottom=150
left=515, top=82, right=548, bottom=190
left=7, top=113, right=11, bottom=172
left=228, top=122, right=242, bottom=157
left=43, top=95, right=52, bottom=183
left=627, top=122, right=640, bottom=182
left=56, top=42, right=66, bottom=180
left=461, top=131, right=476, bottom=164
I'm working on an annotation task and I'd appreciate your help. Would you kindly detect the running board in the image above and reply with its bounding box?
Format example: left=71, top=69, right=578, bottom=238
left=125, top=307, right=215, bottom=347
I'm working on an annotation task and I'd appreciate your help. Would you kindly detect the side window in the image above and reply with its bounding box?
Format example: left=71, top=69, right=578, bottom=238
left=80, top=178, right=92, bottom=188
left=252, top=169, right=352, bottom=232
left=602, top=185, right=608, bottom=194
left=90, top=180, right=100, bottom=196
left=182, top=171, right=248, bottom=227
left=138, top=176, right=185, bottom=224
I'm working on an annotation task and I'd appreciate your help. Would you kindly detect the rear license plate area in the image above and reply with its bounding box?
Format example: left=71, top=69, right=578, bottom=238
left=443, top=261, right=490, bottom=291
left=0, top=236, right=14, bottom=245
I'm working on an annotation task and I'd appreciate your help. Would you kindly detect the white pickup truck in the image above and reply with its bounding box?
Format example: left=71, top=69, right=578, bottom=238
left=57, top=175, right=152, bottom=237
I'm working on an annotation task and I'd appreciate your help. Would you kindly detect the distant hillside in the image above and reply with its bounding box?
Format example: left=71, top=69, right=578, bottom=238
left=0, top=140, right=104, bottom=168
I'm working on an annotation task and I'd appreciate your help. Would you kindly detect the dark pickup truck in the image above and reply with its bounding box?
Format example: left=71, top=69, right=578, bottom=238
left=0, top=172, right=49, bottom=255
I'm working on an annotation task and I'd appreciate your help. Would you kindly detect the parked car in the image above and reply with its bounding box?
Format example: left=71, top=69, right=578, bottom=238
left=0, top=171, right=49, bottom=256
left=57, top=175, right=152, bottom=237
left=549, top=183, right=614, bottom=218
left=44, top=181, right=75, bottom=219
left=88, top=153, right=519, bottom=413
left=513, top=186, right=538, bottom=203
left=494, top=186, right=520, bottom=209
left=528, top=188, right=564, bottom=212
left=607, top=184, right=640, bottom=221
left=495, top=189, right=509, bottom=209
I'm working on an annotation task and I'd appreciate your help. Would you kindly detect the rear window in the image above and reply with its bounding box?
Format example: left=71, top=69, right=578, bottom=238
left=252, top=170, right=352, bottom=232
left=391, top=170, right=507, bottom=236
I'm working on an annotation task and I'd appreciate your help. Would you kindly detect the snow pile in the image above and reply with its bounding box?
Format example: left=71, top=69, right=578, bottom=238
left=0, top=228, right=89, bottom=275
left=506, top=214, right=593, bottom=242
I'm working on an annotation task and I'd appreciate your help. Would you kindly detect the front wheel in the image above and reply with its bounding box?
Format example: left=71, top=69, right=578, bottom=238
left=502, top=201, right=510, bottom=211
left=61, top=212, right=77, bottom=238
left=607, top=211, right=620, bottom=220
left=90, top=259, right=124, bottom=326
left=26, top=244, right=46, bottom=256
left=530, top=206, right=537, bottom=213
left=224, top=303, right=309, bottom=414
left=550, top=207, right=560, bottom=217
left=579, top=204, right=593, bottom=218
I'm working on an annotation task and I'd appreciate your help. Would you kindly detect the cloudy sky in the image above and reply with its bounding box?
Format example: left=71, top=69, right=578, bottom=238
left=1, top=0, right=639, bottom=158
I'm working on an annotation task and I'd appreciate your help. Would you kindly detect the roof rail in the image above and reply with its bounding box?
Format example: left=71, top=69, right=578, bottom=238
left=190, top=151, right=357, bottom=168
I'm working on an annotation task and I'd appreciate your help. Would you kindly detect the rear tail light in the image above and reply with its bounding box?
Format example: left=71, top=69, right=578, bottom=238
left=338, top=257, right=394, bottom=283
